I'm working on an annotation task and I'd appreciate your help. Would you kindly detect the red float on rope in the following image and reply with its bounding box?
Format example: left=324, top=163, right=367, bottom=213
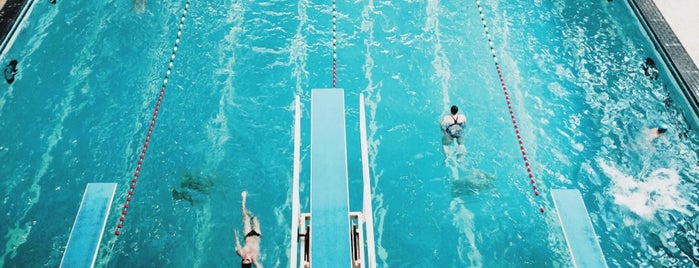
left=475, top=0, right=544, bottom=212
left=115, top=0, right=191, bottom=236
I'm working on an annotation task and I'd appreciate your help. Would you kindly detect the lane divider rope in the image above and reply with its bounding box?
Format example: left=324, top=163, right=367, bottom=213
left=474, top=0, right=544, bottom=213
left=332, top=0, right=337, bottom=88
left=115, top=0, right=191, bottom=236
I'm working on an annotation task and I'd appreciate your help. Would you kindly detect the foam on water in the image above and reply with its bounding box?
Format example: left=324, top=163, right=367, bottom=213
left=205, top=0, right=244, bottom=171
left=289, top=0, right=309, bottom=96
left=450, top=198, right=482, bottom=267
left=598, top=159, right=694, bottom=219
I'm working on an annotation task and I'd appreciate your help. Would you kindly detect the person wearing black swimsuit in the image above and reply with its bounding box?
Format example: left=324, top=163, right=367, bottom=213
left=440, top=105, right=467, bottom=162
left=234, top=191, right=262, bottom=267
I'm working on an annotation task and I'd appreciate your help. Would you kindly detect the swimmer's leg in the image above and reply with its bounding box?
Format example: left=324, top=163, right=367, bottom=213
left=442, top=135, right=454, bottom=162
left=443, top=145, right=453, bottom=162
left=251, top=215, right=261, bottom=235
left=241, top=191, right=251, bottom=234
left=456, top=137, right=466, bottom=161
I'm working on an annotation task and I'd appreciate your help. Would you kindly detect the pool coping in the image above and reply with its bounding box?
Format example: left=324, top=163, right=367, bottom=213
left=627, top=0, right=699, bottom=117
left=0, top=0, right=34, bottom=58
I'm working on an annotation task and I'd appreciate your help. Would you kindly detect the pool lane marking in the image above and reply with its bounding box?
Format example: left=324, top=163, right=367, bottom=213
left=114, top=0, right=191, bottom=236
left=332, top=0, right=338, bottom=88
left=474, top=0, right=544, bottom=213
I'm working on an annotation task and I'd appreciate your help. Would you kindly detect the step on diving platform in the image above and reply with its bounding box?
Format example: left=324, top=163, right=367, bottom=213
left=290, top=89, right=377, bottom=268
left=551, top=189, right=608, bottom=268
left=60, top=183, right=117, bottom=268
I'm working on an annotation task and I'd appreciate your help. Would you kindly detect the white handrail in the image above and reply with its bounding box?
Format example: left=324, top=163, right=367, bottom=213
left=290, top=95, right=302, bottom=268
left=358, top=93, right=376, bottom=268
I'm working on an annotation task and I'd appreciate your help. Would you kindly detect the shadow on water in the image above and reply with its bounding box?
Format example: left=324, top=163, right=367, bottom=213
left=449, top=166, right=496, bottom=198
left=172, top=173, right=215, bottom=205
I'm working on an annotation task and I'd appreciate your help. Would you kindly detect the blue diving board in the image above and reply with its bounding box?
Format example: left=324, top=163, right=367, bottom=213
left=61, top=183, right=117, bottom=268
left=551, top=189, right=608, bottom=268
left=310, top=89, right=351, bottom=267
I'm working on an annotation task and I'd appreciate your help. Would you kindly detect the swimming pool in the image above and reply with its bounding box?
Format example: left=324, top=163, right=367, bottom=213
left=1, top=0, right=698, bottom=267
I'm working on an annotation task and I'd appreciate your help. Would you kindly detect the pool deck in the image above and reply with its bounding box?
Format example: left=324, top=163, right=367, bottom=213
left=649, top=0, right=699, bottom=66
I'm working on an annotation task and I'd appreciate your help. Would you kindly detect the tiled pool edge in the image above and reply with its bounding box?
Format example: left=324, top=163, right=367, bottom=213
left=0, top=0, right=34, bottom=58
left=628, top=0, right=699, bottom=122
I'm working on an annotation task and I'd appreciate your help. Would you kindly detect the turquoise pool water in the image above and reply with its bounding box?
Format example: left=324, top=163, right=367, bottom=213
left=1, top=0, right=698, bottom=267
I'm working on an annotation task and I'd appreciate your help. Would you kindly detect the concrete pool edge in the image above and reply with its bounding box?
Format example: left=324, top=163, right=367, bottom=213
left=0, top=0, right=35, bottom=58
left=627, top=0, right=699, bottom=124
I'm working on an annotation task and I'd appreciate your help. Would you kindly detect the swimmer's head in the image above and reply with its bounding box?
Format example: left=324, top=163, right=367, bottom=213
left=657, top=128, right=667, bottom=134
left=450, top=105, right=458, bottom=115
left=241, top=254, right=252, bottom=267
left=645, top=58, right=655, bottom=66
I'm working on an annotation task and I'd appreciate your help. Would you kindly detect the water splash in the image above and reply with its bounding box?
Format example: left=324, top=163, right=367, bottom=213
left=598, top=160, right=694, bottom=219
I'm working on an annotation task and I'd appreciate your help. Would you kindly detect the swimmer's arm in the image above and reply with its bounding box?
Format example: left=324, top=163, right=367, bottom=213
left=233, top=229, right=243, bottom=253
left=253, top=258, right=262, bottom=267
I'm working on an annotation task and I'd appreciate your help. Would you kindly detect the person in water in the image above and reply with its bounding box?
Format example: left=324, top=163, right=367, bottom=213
left=642, top=57, right=659, bottom=80
left=234, top=191, right=262, bottom=267
left=4, top=60, right=18, bottom=84
left=133, top=0, right=146, bottom=12
left=440, top=105, right=467, bottom=161
left=648, top=127, right=667, bottom=139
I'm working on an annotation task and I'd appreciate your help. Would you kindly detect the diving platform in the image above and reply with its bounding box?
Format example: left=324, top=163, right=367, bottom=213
left=290, top=89, right=377, bottom=268
left=551, top=189, right=608, bottom=268
left=60, top=183, right=117, bottom=268
left=310, top=89, right=351, bottom=266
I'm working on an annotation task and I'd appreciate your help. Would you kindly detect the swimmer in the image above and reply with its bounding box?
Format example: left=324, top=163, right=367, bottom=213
left=648, top=127, right=667, bottom=139
left=234, top=191, right=262, bottom=267
left=642, top=57, right=659, bottom=80
left=133, top=0, right=146, bottom=12
left=4, top=60, right=18, bottom=84
left=440, top=105, right=467, bottom=162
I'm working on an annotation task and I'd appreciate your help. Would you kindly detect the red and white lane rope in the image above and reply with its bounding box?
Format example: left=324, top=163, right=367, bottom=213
left=474, top=0, right=544, bottom=213
left=115, top=0, right=191, bottom=236
left=331, top=0, right=338, bottom=88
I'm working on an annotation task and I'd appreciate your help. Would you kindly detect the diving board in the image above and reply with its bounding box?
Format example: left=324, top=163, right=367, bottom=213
left=551, top=189, right=608, bottom=268
left=61, top=183, right=117, bottom=268
left=310, top=89, right=351, bottom=267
